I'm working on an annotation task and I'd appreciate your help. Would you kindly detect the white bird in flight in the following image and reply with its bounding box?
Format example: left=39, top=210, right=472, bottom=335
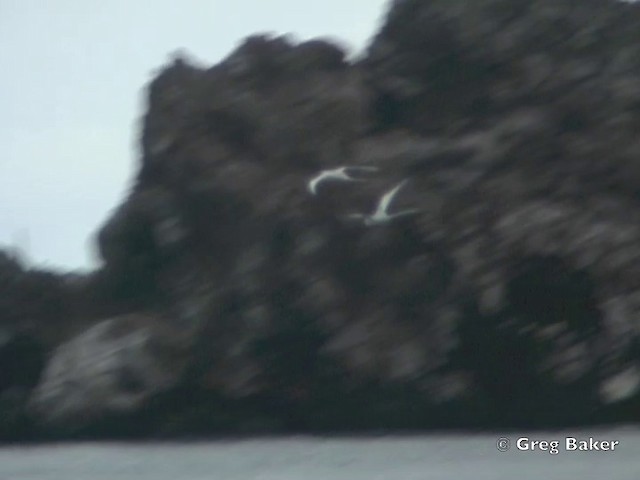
left=307, top=165, right=379, bottom=195
left=346, top=179, right=420, bottom=226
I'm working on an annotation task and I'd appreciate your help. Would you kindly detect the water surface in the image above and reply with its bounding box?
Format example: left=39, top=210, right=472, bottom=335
left=1, top=429, right=638, bottom=480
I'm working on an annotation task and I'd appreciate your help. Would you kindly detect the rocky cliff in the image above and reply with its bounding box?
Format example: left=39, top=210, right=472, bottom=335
left=2, top=0, right=640, bottom=440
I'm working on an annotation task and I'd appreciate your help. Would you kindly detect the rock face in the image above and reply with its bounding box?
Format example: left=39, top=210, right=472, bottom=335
left=0, top=252, right=76, bottom=440
left=28, top=314, right=188, bottom=431
left=4, top=0, right=640, bottom=438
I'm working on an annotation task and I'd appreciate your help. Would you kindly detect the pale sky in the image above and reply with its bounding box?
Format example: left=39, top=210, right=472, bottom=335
left=0, top=0, right=388, bottom=272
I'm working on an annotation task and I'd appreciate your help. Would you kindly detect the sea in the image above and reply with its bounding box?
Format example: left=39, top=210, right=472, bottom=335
left=1, top=428, right=638, bottom=480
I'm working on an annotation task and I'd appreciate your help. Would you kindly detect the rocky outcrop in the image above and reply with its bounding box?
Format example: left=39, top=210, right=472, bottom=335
left=0, top=252, right=71, bottom=439
left=28, top=314, right=188, bottom=432
left=3, top=0, right=640, bottom=439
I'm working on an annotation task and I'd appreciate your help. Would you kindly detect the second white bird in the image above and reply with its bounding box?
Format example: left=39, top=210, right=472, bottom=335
left=346, top=179, right=419, bottom=226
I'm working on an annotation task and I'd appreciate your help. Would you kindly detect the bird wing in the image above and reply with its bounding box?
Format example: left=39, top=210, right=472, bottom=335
left=378, top=179, right=408, bottom=214
left=328, top=167, right=363, bottom=182
left=308, top=172, right=329, bottom=194
left=337, top=170, right=357, bottom=181
left=309, top=167, right=371, bottom=194
left=345, top=165, right=379, bottom=173
left=387, top=208, right=420, bottom=219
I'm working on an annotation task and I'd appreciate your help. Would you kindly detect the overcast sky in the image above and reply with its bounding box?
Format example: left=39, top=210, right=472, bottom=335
left=0, top=0, right=388, bottom=272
